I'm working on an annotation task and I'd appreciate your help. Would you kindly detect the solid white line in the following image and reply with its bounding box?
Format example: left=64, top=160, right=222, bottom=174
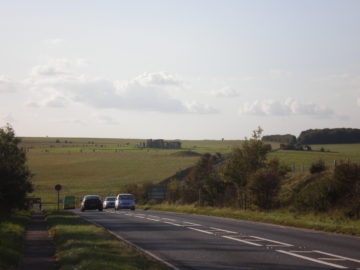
left=222, top=236, right=262, bottom=247
left=188, top=227, right=214, bottom=235
left=318, top=258, right=346, bottom=261
left=183, top=222, right=201, bottom=226
left=277, top=250, right=347, bottom=269
left=148, top=215, right=160, bottom=219
left=162, top=218, right=176, bottom=221
left=134, top=215, right=145, bottom=219
left=209, top=227, right=237, bottom=234
left=250, top=236, right=293, bottom=247
left=164, top=222, right=182, bottom=227
left=314, top=250, right=360, bottom=263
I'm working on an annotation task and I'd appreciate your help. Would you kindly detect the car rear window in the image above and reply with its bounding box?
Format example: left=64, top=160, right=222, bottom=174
left=119, top=195, right=134, bottom=200
left=106, top=197, right=116, bottom=201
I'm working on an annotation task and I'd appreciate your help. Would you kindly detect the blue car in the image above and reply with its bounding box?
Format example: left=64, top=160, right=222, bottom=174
left=115, top=193, right=135, bottom=211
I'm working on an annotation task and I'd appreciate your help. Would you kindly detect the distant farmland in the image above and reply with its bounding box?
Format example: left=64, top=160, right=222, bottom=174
left=22, top=137, right=360, bottom=203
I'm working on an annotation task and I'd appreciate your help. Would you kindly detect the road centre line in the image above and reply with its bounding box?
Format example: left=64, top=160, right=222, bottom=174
left=222, top=236, right=262, bottom=247
left=134, top=215, right=145, bottom=219
left=188, top=227, right=214, bottom=235
left=209, top=227, right=237, bottom=234
left=147, top=218, right=160, bottom=222
left=276, top=250, right=347, bottom=269
left=162, top=218, right=176, bottom=221
left=164, top=222, right=182, bottom=227
left=250, top=236, right=293, bottom=247
left=313, top=250, right=360, bottom=263
left=183, top=222, right=201, bottom=226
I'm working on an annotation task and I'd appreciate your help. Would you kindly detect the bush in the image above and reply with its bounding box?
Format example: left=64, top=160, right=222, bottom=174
left=310, top=159, right=327, bottom=174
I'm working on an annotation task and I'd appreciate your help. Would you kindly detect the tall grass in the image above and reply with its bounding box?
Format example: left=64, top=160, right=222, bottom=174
left=46, top=211, right=168, bottom=270
left=0, top=211, right=31, bottom=270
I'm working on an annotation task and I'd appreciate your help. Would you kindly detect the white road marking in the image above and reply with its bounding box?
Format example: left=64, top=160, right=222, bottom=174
left=314, top=250, right=360, bottom=263
left=148, top=215, right=160, bottom=219
left=183, top=222, right=201, bottom=226
left=209, top=227, right=237, bottom=234
left=147, top=218, right=160, bottom=222
left=277, top=250, right=347, bottom=269
left=162, top=218, right=176, bottom=221
left=223, top=236, right=262, bottom=247
left=134, top=215, right=145, bottom=219
left=164, top=222, right=182, bottom=227
left=188, top=227, right=214, bottom=235
left=250, top=236, right=293, bottom=247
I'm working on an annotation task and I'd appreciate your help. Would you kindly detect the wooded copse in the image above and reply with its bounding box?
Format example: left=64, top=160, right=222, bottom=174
left=262, top=128, right=360, bottom=145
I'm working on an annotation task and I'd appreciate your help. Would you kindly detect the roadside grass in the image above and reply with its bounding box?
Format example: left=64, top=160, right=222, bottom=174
left=46, top=210, right=168, bottom=270
left=139, top=204, right=360, bottom=236
left=0, top=211, right=31, bottom=270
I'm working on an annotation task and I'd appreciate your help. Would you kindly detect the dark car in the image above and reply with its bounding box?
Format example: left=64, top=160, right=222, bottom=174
left=80, top=195, right=103, bottom=212
left=103, top=196, right=116, bottom=209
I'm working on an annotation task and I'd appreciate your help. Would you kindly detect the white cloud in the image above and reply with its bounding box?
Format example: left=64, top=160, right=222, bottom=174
left=24, top=61, right=217, bottom=114
left=185, top=101, right=218, bottom=114
left=1, top=113, right=15, bottom=124
left=0, top=75, right=18, bottom=93
left=239, top=98, right=335, bottom=118
left=212, top=87, right=241, bottom=98
left=45, top=38, right=64, bottom=45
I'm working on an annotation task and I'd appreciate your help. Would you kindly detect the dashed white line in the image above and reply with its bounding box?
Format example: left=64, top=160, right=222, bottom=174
left=314, top=250, right=360, bottom=263
left=162, top=218, right=176, bottom=221
left=188, top=227, right=214, bottom=235
left=183, top=222, right=201, bottom=226
left=222, top=236, right=262, bottom=247
left=146, top=218, right=160, bottom=222
left=277, top=250, right=347, bottom=269
left=209, top=227, right=237, bottom=234
left=250, top=236, right=293, bottom=247
left=164, top=222, right=182, bottom=227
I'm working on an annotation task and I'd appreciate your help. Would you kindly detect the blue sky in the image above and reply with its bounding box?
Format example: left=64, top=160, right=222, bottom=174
left=1, top=0, right=359, bottom=139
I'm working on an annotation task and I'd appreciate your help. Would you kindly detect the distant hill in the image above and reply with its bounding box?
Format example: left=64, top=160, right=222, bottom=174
left=298, top=128, right=360, bottom=144
left=262, top=134, right=297, bottom=144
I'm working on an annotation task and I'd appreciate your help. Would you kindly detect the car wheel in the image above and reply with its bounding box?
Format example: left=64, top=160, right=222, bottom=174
left=131, top=207, right=135, bottom=211
left=99, top=208, right=103, bottom=211
left=81, top=208, right=85, bottom=212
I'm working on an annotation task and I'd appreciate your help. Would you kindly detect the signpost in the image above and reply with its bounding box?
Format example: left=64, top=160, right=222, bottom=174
left=55, top=184, right=62, bottom=211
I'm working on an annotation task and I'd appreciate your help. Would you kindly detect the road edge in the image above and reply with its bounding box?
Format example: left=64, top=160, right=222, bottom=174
left=81, top=215, right=180, bottom=270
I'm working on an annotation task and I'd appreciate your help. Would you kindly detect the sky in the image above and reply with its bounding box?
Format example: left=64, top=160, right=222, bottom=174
left=1, top=0, right=360, bottom=140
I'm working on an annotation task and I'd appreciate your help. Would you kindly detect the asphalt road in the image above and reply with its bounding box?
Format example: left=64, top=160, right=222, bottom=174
left=74, top=208, right=360, bottom=270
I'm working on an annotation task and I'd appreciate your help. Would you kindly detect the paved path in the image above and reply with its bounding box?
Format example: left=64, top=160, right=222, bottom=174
left=18, top=210, right=57, bottom=270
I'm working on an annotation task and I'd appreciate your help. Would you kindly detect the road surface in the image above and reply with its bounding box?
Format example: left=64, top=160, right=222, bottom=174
left=74, top=208, right=360, bottom=270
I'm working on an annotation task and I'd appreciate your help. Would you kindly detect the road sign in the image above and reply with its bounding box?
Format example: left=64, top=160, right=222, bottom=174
left=55, top=184, right=62, bottom=191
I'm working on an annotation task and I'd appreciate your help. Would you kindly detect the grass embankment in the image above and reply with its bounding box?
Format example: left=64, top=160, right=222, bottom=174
left=140, top=204, right=360, bottom=236
left=46, top=210, right=168, bottom=270
left=0, top=211, right=31, bottom=270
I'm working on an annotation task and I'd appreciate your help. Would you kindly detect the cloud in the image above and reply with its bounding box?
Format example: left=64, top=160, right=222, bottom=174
left=212, top=87, right=241, bottom=98
left=185, top=101, right=218, bottom=114
left=96, top=115, right=119, bottom=125
left=357, top=97, right=360, bottom=107
left=24, top=61, right=216, bottom=114
left=239, top=98, right=335, bottom=118
left=45, top=38, right=64, bottom=45
left=0, top=75, right=18, bottom=93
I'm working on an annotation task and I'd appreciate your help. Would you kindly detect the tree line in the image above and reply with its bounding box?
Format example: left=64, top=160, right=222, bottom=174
left=262, top=128, right=360, bottom=145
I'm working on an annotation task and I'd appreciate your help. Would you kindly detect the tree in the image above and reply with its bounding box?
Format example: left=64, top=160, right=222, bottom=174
left=248, top=159, right=285, bottom=210
left=222, top=127, right=271, bottom=208
left=0, top=124, right=33, bottom=216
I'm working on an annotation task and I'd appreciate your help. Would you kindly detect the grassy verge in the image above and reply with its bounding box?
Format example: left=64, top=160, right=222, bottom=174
left=0, top=211, right=31, bottom=270
left=46, top=210, right=169, bottom=270
left=139, top=204, right=360, bottom=236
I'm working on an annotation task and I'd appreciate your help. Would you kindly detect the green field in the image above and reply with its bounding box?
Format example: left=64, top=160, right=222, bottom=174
left=22, top=137, right=360, bottom=204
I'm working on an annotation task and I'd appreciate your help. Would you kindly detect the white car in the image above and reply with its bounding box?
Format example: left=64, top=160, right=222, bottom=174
left=103, top=196, right=116, bottom=209
left=115, top=193, right=135, bottom=210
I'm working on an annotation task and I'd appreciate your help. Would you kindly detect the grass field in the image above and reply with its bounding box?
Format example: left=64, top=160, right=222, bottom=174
left=22, top=137, right=360, bottom=204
